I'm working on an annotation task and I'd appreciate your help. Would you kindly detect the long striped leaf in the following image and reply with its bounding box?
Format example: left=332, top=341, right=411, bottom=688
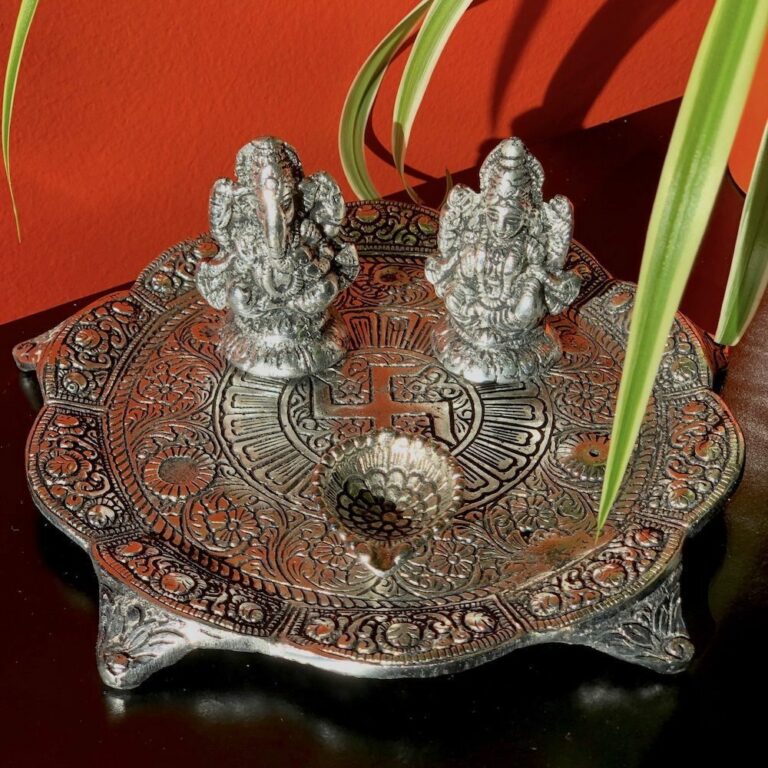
left=339, top=0, right=432, bottom=200
left=597, top=0, right=768, bottom=534
left=715, top=123, right=768, bottom=346
left=2, top=0, right=39, bottom=240
left=392, top=0, right=471, bottom=203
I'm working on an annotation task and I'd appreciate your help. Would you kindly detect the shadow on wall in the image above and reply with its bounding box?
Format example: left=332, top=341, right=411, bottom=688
left=489, top=0, right=551, bottom=127
left=511, top=0, right=679, bottom=139
left=484, top=0, right=680, bottom=178
left=366, top=0, right=680, bottom=192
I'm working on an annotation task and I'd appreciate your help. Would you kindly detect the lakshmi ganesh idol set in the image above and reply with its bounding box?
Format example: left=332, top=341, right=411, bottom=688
left=14, top=137, right=743, bottom=688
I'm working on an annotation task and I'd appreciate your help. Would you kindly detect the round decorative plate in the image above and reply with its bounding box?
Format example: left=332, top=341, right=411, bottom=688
left=15, top=200, right=743, bottom=688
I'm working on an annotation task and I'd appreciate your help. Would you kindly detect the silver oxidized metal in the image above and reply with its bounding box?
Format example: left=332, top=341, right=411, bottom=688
left=14, top=199, right=743, bottom=689
left=426, top=137, right=581, bottom=383
left=196, top=137, right=359, bottom=378
left=310, top=429, right=465, bottom=577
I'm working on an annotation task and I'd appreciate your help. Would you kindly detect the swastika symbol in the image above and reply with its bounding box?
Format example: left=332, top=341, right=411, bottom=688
left=312, top=364, right=456, bottom=444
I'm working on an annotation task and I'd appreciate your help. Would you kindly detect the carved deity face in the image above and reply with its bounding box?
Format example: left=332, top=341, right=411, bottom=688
left=237, top=139, right=303, bottom=231
left=251, top=155, right=299, bottom=230
left=258, top=168, right=296, bottom=227
left=485, top=196, right=524, bottom=247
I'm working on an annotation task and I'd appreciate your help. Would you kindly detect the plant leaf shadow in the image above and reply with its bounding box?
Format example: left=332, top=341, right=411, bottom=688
left=376, top=0, right=682, bottom=208
left=511, top=0, right=680, bottom=142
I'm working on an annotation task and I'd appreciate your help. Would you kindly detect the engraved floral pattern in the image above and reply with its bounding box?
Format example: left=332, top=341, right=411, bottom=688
left=278, top=519, right=375, bottom=591
left=559, top=375, right=614, bottom=421
left=522, top=526, right=666, bottom=621
left=106, top=540, right=279, bottom=642
left=311, top=533, right=355, bottom=570
left=55, top=298, right=148, bottom=402
left=658, top=328, right=703, bottom=389
left=45, top=447, right=94, bottom=486
left=298, top=605, right=500, bottom=657
left=428, top=539, right=477, bottom=580
left=85, top=500, right=120, bottom=528
left=339, top=202, right=438, bottom=253
left=305, top=616, right=341, bottom=644
left=35, top=412, right=124, bottom=531
left=150, top=568, right=205, bottom=601
left=651, top=399, right=730, bottom=515
left=226, top=595, right=266, bottom=626
left=506, top=493, right=558, bottom=534
left=343, top=259, right=435, bottom=307
left=134, top=359, right=199, bottom=410
left=209, top=507, right=262, bottom=549
left=372, top=265, right=410, bottom=286
left=486, top=485, right=588, bottom=549
left=386, top=621, right=421, bottom=648
left=186, top=492, right=264, bottom=553
left=142, top=445, right=215, bottom=500
left=138, top=238, right=212, bottom=300
left=555, top=431, right=610, bottom=483
left=22, top=204, right=743, bottom=686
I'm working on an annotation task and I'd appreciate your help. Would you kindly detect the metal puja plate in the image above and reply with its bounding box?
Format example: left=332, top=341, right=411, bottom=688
left=15, top=201, right=743, bottom=689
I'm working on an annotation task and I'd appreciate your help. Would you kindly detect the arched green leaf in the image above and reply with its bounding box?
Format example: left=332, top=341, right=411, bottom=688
left=3, top=0, right=39, bottom=240
left=392, top=0, right=471, bottom=203
left=339, top=0, right=432, bottom=200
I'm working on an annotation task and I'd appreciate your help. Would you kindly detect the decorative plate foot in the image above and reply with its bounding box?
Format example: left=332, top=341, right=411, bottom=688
left=569, top=564, right=694, bottom=673
left=96, top=575, right=197, bottom=689
left=12, top=323, right=62, bottom=372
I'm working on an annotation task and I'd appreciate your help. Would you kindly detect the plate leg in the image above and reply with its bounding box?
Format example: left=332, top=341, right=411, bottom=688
left=570, top=564, right=695, bottom=673
left=96, top=575, right=195, bottom=689
left=12, top=323, right=63, bottom=372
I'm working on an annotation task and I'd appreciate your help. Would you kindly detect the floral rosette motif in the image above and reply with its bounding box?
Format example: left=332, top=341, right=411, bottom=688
left=554, top=430, right=611, bottom=484
left=142, top=445, right=215, bottom=501
left=185, top=491, right=266, bottom=555
left=396, top=536, right=481, bottom=594
left=149, top=566, right=206, bottom=603
left=556, top=374, right=615, bottom=423
left=128, top=354, right=217, bottom=424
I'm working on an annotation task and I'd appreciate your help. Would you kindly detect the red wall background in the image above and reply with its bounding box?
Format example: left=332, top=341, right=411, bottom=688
left=0, top=0, right=717, bottom=323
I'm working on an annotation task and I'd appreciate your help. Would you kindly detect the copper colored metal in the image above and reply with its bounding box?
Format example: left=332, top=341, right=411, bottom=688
left=14, top=200, right=743, bottom=689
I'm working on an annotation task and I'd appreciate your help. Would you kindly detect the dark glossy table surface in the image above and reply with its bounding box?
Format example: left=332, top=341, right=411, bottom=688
left=2, top=101, right=766, bottom=767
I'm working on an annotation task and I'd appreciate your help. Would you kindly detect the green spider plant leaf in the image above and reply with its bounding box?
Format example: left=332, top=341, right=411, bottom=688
left=715, top=123, right=768, bottom=346
left=2, top=0, right=39, bottom=241
left=392, top=0, right=472, bottom=203
left=339, top=0, right=432, bottom=200
left=596, top=0, right=768, bottom=535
